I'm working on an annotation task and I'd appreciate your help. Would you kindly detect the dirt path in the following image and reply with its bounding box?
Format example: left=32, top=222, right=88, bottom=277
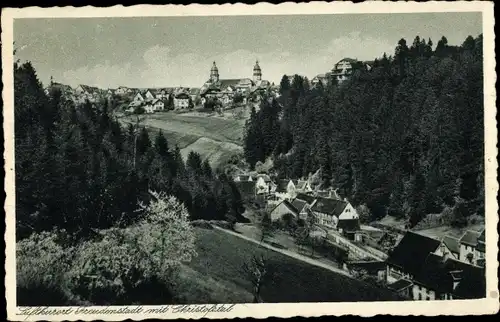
left=213, top=226, right=353, bottom=278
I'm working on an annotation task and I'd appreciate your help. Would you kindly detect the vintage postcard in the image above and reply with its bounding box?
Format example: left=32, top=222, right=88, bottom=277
left=2, top=1, right=498, bottom=320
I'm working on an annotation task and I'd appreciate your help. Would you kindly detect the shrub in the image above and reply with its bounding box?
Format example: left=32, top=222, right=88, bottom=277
left=17, top=230, right=75, bottom=305
left=67, top=192, right=198, bottom=305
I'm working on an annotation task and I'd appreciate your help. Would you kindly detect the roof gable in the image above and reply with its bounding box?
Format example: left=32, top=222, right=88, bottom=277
left=311, top=197, right=347, bottom=216
left=295, top=193, right=317, bottom=205
left=337, top=218, right=360, bottom=233
left=442, top=235, right=460, bottom=254
left=271, top=200, right=299, bottom=217
left=460, top=230, right=481, bottom=247
left=386, top=231, right=441, bottom=276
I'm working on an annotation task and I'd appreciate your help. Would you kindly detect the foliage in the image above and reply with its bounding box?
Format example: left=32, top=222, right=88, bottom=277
left=244, top=34, right=484, bottom=227
left=240, top=254, right=272, bottom=303
left=16, top=230, right=75, bottom=305
left=67, top=193, right=196, bottom=305
left=14, top=61, right=246, bottom=240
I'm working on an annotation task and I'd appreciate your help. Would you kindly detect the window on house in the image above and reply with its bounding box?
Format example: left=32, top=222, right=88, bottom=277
left=418, top=293, right=422, bottom=300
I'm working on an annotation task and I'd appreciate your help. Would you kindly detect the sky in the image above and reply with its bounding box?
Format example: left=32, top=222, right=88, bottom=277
left=14, top=12, right=482, bottom=88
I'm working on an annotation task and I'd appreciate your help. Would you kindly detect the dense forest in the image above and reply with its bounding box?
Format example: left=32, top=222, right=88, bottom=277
left=14, top=61, right=245, bottom=241
left=244, top=35, right=484, bottom=227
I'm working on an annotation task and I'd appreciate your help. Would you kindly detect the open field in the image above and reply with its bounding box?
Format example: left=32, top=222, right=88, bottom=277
left=181, top=137, right=243, bottom=168
left=182, top=227, right=401, bottom=303
left=146, top=112, right=245, bottom=145
left=415, top=223, right=485, bottom=240
left=120, top=112, right=245, bottom=167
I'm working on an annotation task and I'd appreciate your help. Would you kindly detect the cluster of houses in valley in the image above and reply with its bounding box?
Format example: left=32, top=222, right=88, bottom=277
left=44, top=79, right=202, bottom=114
left=233, top=173, right=486, bottom=301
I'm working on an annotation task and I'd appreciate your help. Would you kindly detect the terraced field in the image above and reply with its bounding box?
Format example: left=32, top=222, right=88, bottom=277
left=120, top=112, right=246, bottom=167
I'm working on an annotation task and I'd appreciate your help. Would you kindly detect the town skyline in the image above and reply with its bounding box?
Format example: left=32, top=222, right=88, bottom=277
left=14, top=12, right=482, bottom=88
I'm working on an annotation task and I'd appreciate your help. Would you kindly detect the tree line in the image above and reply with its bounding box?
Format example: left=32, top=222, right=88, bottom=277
left=14, top=61, right=245, bottom=241
left=244, top=35, right=484, bottom=227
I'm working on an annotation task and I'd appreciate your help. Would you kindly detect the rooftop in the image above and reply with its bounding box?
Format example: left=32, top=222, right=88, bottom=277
left=311, top=197, right=347, bottom=217
left=387, top=279, right=413, bottom=292
left=386, top=231, right=441, bottom=277
left=459, top=230, right=481, bottom=247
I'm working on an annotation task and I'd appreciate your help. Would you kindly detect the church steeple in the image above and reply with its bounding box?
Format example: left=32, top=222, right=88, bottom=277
left=253, top=60, right=262, bottom=82
left=210, top=61, right=219, bottom=82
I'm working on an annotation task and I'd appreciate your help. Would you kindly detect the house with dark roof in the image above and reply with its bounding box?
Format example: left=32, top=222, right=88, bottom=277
left=310, top=197, right=358, bottom=228
left=291, top=198, right=309, bottom=220
left=458, top=229, right=482, bottom=264
left=269, top=199, right=299, bottom=222
left=475, top=230, right=485, bottom=266
left=435, top=235, right=461, bottom=260
left=275, top=179, right=297, bottom=201
left=386, top=231, right=441, bottom=284
left=337, top=218, right=361, bottom=240
left=295, top=193, right=317, bottom=205
left=330, top=58, right=368, bottom=84
left=409, top=253, right=486, bottom=301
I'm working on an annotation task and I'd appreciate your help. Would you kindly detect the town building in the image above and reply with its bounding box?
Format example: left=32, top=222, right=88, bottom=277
left=174, top=92, right=191, bottom=110
left=275, top=179, right=297, bottom=201
left=337, top=218, right=361, bottom=240
left=385, top=231, right=486, bottom=300
left=255, top=174, right=274, bottom=195
left=200, top=61, right=271, bottom=106
left=458, top=229, right=484, bottom=265
left=310, top=197, right=358, bottom=228
left=269, top=199, right=300, bottom=223
left=329, top=58, right=373, bottom=84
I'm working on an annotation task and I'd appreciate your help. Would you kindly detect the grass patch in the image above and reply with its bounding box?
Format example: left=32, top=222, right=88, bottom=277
left=187, top=228, right=402, bottom=303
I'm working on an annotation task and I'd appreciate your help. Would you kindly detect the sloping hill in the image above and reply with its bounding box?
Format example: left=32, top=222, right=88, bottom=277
left=120, top=112, right=246, bottom=167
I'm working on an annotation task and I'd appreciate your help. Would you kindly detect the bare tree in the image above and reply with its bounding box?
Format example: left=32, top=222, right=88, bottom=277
left=241, top=254, right=271, bottom=303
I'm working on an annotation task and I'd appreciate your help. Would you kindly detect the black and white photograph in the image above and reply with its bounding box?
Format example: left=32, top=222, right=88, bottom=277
left=2, top=2, right=498, bottom=320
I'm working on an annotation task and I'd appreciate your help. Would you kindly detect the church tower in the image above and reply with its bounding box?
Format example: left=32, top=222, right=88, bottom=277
left=210, top=61, right=219, bottom=83
left=253, top=60, right=262, bottom=82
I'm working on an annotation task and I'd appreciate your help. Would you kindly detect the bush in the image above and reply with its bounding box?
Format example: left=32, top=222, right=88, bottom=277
left=67, top=192, right=198, bottom=305
left=17, top=230, right=75, bottom=305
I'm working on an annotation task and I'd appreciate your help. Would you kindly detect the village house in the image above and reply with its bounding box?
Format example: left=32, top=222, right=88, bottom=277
left=329, top=58, right=372, bottom=84
left=75, top=84, right=101, bottom=103
left=386, top=231, right=441, bottom=285
left=337, top=218, right=361, bottom=241
left=133, top=92, right=146, bottom=103
left=435, top=235, right=461, bottom=260
left=275, top=179, right=297, bottom=201
left=151, top=98, right=165, bottom=111
left=310, top=197, right=358, bottom=229
left=475, top=230, right=485, bottom=267
left=269, top=199, right=299, bottom=223
left=174, top=92, right=191, bottom=110
left=385, top=230, right=485, bottom=300
left=115, top=86, right=132, bottom=95
left=255, top=174, right=274, bottom=195
left=144, top=102, right=155, bottom=114
left=458, top=229, right=484, bottom=265
left=290, top=198, right=310, bottom=220
left=311, top=73, right=330, bottom=88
